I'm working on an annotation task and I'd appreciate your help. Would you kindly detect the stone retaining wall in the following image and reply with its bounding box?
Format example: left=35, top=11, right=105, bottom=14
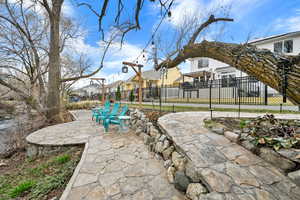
left=208, top=121, right=300, bottom=188
left=129, top=109, right=208, bottom=199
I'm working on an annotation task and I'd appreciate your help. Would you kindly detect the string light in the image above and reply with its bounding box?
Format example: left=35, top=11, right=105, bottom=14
left=133, top=0, right=174, bottom=64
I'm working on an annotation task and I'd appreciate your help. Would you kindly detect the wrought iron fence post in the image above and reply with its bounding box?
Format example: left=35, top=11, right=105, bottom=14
left=264, top=85, right=268, bottom=105
left=209, top=79, right=213, bottom=119
left=159, top=87, right=162, bottom=114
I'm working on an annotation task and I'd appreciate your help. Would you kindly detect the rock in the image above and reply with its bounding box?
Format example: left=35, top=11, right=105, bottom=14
left=186, top=183, right=208, bottom=200
left=233, top=129, right=241, bottom=134
left=288, top=170, right=300, bottom=186
left=174, top=171, right=190, bottom=192
left=172, top=151, right=186, bottom=170
left=135, top=128, right=142, bottom=136
left=163, top=139, right=170, bottom=150
left=277, top=148, right=300, bottom=163
left=143, top=134, right=152, bottom=145
left=155, top=134, right=161, bottom=142
left=150, top=126, right=159, bottom=137
left=159, top=135, right=167, bottom=142
left=242, top=128, right=250, bottom=133
left=167, top=166, right=176, bottom=183
left=164, top=159, right=172, bottom=169
left=155, top=141, right=164, bottom=153
left=240, top=140, right=258, bottom=153
left=211, top=127, right=224, bottom=135
left=146, top=122, right=153, bottom=134
left=259, top=147, right=296, bottom=172
left=224, top=131, right=240, bottom=143
left=162, top=146, right=174, bottom=160
left=27, top=144, right=38, bottom=157
left=0, top=162, right=7, bottom=167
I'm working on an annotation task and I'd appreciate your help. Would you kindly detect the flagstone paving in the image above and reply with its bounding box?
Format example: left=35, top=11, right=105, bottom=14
left=27, top=110, right=184, bottom=200
left=158, top=112, right=300, bottom=200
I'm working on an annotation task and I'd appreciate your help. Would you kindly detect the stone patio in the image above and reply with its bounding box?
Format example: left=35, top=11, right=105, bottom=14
left=158, top=112, right=300, bottom=200
left=26, top=110, right=184, bottom=200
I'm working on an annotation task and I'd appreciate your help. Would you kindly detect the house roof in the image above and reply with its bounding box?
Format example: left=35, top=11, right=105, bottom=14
left=183, top=71, right=212, bottom=78
left=249, top=31, right=300, bottom=44
left=141, top=69, right=161, bottom=80
left=105, top=80, right=123, bottom=88
left=126, top=69, right=161, bottom=82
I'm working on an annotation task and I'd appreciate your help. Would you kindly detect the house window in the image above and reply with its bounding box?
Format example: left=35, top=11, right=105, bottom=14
left=284, top=40, right=293, bottom=53
left=274, top=41, right=283, bottom=53
left=197, top=58, right=209, bottom=69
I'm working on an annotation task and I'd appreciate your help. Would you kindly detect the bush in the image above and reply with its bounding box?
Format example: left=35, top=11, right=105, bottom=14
left=129, top=90, right=135, bottom=102
left=116, top=86, right=121, bottom=101
left=54, top=154, right=71, bottom=164
left=65, top=100, right=100, bottom=110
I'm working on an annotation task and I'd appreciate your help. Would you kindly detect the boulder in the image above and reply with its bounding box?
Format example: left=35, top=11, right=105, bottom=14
left=164, top=159, right=172, bottom=169
left=167, top=166, right=176, bottom=183
left=162, top=146, right=175, bottom=160
left=163, top=139, right=170, bottom=150
left=211, top=127, right=224, bottom=135
left=240, top=140, right=258, bottom=153
left=224, top=131, right=240, bottom=143
left=135, top=128, right=142, bottom=136
left=277, top=148, right=300, bottom=163
left=150, top=126, right=159, bottom=137
left=288, top=169, right=300, bottom=186
left=259, top=147, right=296, bottom=172
left=186, top=183, right=208, bottom=200
left=143, top=134, right=153, bottom=145
left=159, top=134, right=167, bottom=142
left=172, top=151, right=186, bottom=170
left=174, top=171, right=190, bottom=192
left=155, top=141, right=164, bottom=153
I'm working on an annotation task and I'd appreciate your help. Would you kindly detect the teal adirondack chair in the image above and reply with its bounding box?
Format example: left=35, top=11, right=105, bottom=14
left=93, top=101, right=110, bottom=122
left=98, top=102, right=120, bottom=126
left=103, top=105, right=128, bottom=132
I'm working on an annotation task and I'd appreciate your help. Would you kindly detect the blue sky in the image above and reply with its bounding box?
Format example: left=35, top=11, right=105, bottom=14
left=62, top=0, right=300, bottom=87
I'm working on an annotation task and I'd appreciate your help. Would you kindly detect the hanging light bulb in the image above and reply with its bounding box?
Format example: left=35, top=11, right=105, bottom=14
left=122, top=64, right=128, bottom=73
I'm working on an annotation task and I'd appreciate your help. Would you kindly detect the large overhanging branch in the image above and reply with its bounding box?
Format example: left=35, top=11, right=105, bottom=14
left=156, top=40, right=300, bottom=104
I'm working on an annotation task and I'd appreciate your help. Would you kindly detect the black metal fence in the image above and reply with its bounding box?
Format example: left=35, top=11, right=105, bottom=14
left=82, top=76, right=288, bottom=106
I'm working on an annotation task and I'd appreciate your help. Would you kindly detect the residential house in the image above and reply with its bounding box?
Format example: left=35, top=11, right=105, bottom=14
left=121, top=67, right=182, bottom=100
left=125, top=67, right=182, bottom=89
left=73, top=83, right=100, bottom=98
left=186, top=31, right=300, bottom=95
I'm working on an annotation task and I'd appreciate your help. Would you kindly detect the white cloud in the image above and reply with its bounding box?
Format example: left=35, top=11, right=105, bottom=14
left=273, top=16, right=300, bottom=32
left=165, top=0, right=266, bottom=27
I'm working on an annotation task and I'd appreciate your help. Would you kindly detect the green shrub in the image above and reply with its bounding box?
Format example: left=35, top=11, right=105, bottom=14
left=54, top=154, right=71, bottom=164
left=9, top=180, right=36, bottom=198
left=116, top=85, right=121, bottom=101
left=65, top=100, right=100, bottom=110
left=129, top=90, right=135, bottom=102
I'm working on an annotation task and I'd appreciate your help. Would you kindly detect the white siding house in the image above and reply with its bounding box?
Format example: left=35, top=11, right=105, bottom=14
left=187, top=31, right=300, bottom=95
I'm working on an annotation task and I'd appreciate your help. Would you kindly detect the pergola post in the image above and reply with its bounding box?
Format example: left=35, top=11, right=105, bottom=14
left=122, top=61, right=143, bottom=108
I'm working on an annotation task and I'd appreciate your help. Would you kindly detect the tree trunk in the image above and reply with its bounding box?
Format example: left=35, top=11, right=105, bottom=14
left=157, top=41, right=300, bottom=105
left=46, top=1, right=63, bottom=121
